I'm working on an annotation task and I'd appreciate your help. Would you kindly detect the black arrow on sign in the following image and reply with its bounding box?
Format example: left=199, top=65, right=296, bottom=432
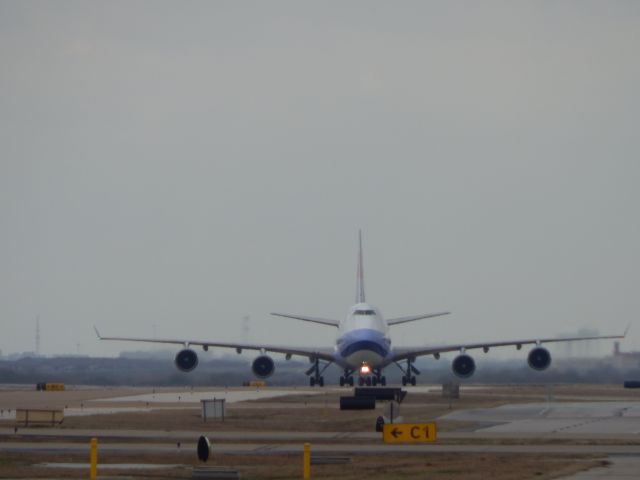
left=391, top=427, right=402, bottom=438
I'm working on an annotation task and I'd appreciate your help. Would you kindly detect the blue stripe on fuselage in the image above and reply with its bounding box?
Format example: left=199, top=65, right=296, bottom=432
left=341, top=339, right=387, bottom=357
left=337, top=328, right=390, bottom=359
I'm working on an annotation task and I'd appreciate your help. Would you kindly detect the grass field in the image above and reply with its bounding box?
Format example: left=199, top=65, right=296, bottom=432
left=0, top=384, right=636, bottom=478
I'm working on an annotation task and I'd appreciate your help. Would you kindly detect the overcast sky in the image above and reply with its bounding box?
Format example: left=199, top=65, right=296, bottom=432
left=1, top=1, right=638, bottom=361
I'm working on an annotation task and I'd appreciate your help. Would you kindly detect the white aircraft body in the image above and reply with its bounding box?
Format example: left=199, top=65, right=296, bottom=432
left=96, top=232, right=626, bottom=387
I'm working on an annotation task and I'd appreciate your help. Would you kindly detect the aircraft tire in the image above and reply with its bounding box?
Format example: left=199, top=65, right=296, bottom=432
left=348, top=376, right=354, bottom=387
left=381, top=376, right=387, bottom=386
left=410, top=376, right=416, bottom=386
left=358, top=377, right=365, bottom=387
left=339, top=376, right=345, bottom=387
left=310, top=377, right=315, bottom=387
left=319, top=376, right=324, bottom=387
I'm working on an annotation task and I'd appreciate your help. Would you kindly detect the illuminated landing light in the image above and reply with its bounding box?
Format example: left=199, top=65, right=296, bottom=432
left=360, top=363, right=371, bottom=375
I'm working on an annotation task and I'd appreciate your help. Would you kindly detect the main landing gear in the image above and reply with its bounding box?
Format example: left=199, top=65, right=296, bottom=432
left=402, top=375, right=416, bottom=387
left=307, top=357, right=332, bottom=387
left=310, top=376, right=323, bottom=387
left=396, top=357, right=420, bottom=386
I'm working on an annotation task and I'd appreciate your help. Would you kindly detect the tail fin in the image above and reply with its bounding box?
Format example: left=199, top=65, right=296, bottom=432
left=356, top=230, right=365, bottom=303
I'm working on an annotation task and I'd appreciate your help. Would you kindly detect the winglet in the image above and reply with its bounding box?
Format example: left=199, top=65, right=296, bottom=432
left=93, top=326, right=102, bottom=339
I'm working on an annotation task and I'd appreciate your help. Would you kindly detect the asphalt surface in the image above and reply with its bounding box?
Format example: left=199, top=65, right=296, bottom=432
left=3, top=426, right=640, bottom=442
left=2, top=440, right=640, bottom=456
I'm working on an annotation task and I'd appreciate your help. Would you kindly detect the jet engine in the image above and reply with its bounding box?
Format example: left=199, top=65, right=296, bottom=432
left=175, top=349, right=199, bottom=372
left=252, top=355, right=275, bottom=378
left=452, top=354, right=476, bottom=378
left=527, top=347, right=551, bottom=371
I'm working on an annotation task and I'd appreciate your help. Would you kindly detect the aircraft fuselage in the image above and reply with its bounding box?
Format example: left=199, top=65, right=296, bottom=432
left=334, top=302, right=392, bottom=372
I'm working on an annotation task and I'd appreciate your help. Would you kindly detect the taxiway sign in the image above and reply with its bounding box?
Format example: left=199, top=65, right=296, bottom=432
left=383, top=423, right=437, bottom=443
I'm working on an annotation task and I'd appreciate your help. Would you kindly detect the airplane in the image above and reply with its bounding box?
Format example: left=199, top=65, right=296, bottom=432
left=95, top=232, right=627, bottom=387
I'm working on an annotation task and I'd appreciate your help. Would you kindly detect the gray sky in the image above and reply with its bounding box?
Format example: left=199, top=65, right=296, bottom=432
left=1, top=1, right=639, bottom=359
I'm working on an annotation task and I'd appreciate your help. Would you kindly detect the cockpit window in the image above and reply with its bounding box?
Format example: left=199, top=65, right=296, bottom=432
left=354, top=309, right=376, bottom=315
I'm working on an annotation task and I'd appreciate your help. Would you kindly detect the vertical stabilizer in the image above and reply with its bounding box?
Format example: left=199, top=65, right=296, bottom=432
left=356, top=230, right=365, bottom=303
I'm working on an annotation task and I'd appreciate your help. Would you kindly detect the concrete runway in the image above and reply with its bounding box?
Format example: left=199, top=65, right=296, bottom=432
left=3, top=439, right=640, bottom=456
left=440, top=401, right=640, bottom=435
left=440, top=400, right=640, bottom=479
left=3, top=425, right=640, bottom=443
left=105, top=388, right=325, bottom=404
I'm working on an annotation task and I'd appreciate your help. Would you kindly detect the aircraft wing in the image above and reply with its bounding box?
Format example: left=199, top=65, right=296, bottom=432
left=270, top=313, right=340, bottom=327
left=392, top=331, right=627, bottom=362
left=386, top=311, right=451, bottom=326
left=94, top=327, right=335, bottom=362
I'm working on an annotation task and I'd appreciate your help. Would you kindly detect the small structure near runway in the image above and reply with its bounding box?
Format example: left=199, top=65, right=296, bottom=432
left=196, top=435, right=241, bottom=478
left=16, top=408, right=63, bottom=426
left=442, top=382, right=460, bottom=399
left=339, top=396, right=375, bottom=410
left=201, top=399, right=225, bottom=422
left=340, top=387, right=407, bottom=410
left=354, top=387, right=407, bottom=403
left=36, top=382, right=65, bottom=391
left=192, top=466, right=240, bottom=479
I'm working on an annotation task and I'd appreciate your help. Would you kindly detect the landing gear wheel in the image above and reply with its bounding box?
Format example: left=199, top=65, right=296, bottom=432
left=319, top=376, right=324, bottom=387
left=400, top=357, right=420, bottom=387
left=309, top=357, right=328, bottom=388
left=381, top=376, right=387, bottom=386
left=358, top=377, right=365, bottom=387
left=339, top=376, right=345, bottom=387
left=365, top=377, right=372, bottom=387
left=348, top=376, right=354, bottom=387
left=372, top=377, right=378, bottom=387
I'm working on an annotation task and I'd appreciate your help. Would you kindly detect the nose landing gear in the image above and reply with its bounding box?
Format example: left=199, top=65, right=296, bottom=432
left=356, top=369, right=386, bottom=387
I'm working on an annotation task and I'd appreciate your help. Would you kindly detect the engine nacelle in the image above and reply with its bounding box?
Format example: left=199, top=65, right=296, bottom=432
left=252, top=355, right=275, bottom=378
left=174, top=349, right=199, bottom=372
left=452, top=354, right=476, bottom=378
left=528, top=347, right=551, bottom=371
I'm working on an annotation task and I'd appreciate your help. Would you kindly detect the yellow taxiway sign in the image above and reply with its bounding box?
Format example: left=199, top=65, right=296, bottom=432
left=383, top=423, right=437, bottom=443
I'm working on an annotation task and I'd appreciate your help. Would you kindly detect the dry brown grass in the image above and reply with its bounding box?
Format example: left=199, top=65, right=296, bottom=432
left=56, top=385, right=624, bottom=435
left=0, top=451, right=604, bottom=480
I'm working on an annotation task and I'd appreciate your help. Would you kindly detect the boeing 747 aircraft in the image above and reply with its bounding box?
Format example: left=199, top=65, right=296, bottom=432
left=96, top=232, right=626, bottom=386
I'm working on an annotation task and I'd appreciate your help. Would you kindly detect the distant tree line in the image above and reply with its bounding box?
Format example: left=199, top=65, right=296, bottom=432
left=0, top=354, right=638, bottom=386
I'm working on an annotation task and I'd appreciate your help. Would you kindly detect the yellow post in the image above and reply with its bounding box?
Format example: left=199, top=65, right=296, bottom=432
left=90, top=437, right=97, bottom=480
left=303, top=442, right=311, bottom=480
